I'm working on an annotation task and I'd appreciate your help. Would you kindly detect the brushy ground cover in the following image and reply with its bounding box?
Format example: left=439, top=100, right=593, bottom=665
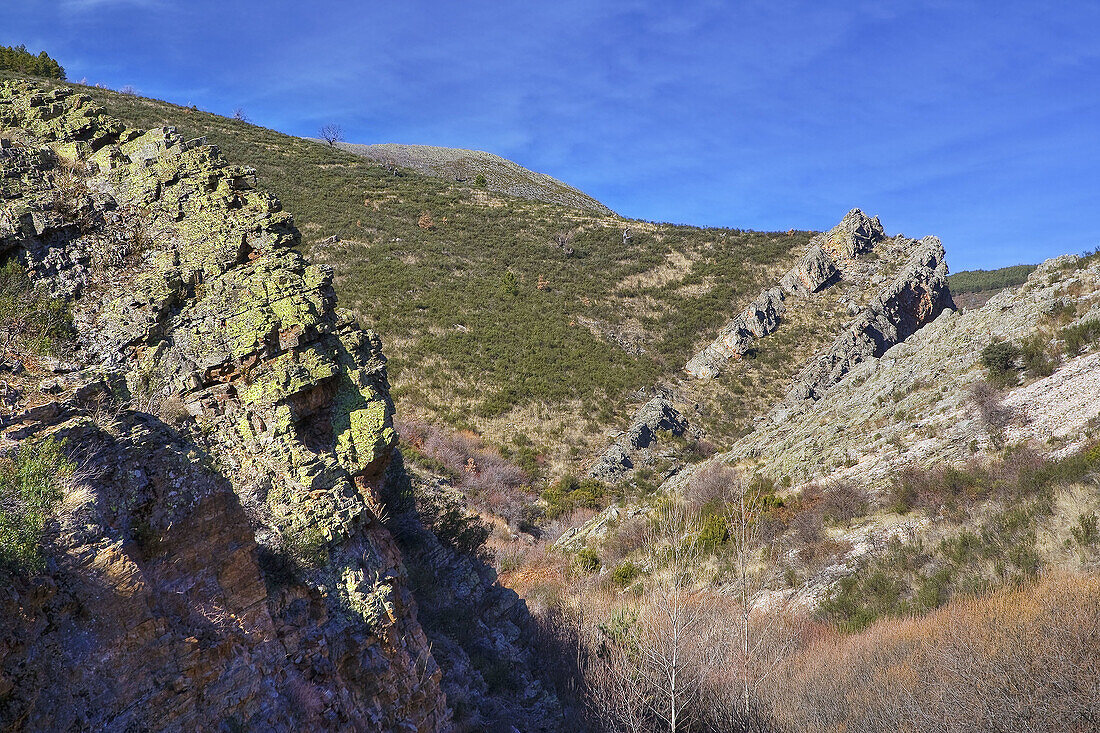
left=0, top=258, right=74, bottom=360
left=0, top=438, right=74, bottom=573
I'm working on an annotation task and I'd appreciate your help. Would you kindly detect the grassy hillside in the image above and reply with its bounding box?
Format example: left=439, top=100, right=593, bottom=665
left=17, top=73, right=811, bottom=473
left=333, top=141, right=613, bottom=214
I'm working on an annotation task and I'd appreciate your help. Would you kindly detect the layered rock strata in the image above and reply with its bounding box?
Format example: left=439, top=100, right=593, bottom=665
left=785, top=235, right=954, bottom=402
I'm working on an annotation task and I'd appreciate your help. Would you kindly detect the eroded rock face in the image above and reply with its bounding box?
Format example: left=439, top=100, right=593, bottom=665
left=813, top=207, right=885, bottom=259
left=685, top=209, right=943, bottom=382
left=685, top=286, right=790, bottom=379
left=786, top=235, right=954, bottom=402
left=779, top=244, right=839, bottom=295
left=0, top=81, right=449, bottom=730
left=587, top=396, right=688, bottom=483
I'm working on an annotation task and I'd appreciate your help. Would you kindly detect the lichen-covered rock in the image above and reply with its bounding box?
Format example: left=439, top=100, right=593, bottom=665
left=0, top=80, right=448, bottom=731
left=779, top=243, right=838, bottom=295
left=813, top=207, right=885, bottom=259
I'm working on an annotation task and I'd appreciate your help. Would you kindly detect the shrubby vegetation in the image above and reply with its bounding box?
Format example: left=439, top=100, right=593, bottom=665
left=525, top=439, right=1100, bottom=730
left=58, top=80, right=810, bottom=460
left=397, top=417, right=534, bottom=528
left=0, top=45, right=64, bottom=80
left=825, top=442, right=1100, bottom=630
left=947, top=263, right=1036, bottom=294
left=0, top=438, right=74, bottom=572
left=0, top=258, right=74, bottom=359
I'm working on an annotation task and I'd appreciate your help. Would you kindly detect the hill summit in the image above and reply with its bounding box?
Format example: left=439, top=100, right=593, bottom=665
left=330, top=141, right=614, bottom=214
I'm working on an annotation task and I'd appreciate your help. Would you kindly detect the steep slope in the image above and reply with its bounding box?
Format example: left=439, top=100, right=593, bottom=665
left=40, top=74, right=817, bottom=474
left=331, top=141, right=613, bottom=215
left=687, top=254, right=1100, bottom=495
left=0, top=79, right=560, bottom=731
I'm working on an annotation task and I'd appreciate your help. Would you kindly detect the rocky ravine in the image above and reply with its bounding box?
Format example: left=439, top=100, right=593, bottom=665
left=0, top=81, right=558, bottom=731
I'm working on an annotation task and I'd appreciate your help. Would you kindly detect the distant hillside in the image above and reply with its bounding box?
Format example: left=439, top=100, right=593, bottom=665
left=948, top=263, right=1037, bottom=294
left=330, top=141, right=613, bottom=215
left=948, top=263, right=1037, bottom=309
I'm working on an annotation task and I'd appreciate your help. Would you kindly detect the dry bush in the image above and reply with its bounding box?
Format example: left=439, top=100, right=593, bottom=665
left=970, top=379, right=1015, bottom=446
left=397, top=417, right=533, bottom=527
left=766, top=572, right=1100, bottom=733
left=156, top=395, right=191, bottom=427
left=816, top=481, right=869, bottom=525
left=600, top=511, right=652, bottom=565
left=579, top=502, right=800, bottom=732
left=684, top=463, right=742, bottom=511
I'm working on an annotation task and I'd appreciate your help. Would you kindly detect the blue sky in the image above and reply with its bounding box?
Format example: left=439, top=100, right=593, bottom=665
left=4, top=1, right=1099, bottom=270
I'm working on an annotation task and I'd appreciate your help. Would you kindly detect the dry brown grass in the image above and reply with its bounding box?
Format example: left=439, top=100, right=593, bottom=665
left=767, top=571, right=1100, bottom=732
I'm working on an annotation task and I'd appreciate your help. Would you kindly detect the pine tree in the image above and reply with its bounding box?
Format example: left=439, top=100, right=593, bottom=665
left=0, top=45, right=65, bottom=80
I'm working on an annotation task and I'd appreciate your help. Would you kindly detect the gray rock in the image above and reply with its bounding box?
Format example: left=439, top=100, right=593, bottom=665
left=780, top=244, right=839, bottom=295
left=812, top=208, right=885, bottom=259
left=787, top=235, right=954, bottom=402
left=587, top=396, right=688, bottom=482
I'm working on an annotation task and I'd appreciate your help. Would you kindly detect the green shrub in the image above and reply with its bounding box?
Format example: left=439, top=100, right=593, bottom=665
left=611, top=560, right=640, bottom=587
left=1061, top=320, right=1100, bottom=355
left=474, top=173, right=487, bottom=188
left=980, top=340, right=1021, bottom=384
left=1071, top=512, right=1100, bottom=548
left=498, top=271, right=519, bottom=298
left=0, top=259, right=75, bottom=357
left=695, top=512, right=729, bottom=551
left=541, top=474, right=608, bottom=520
left=0, top=438, right=74, bottom=573
left=576, top=547, right=601, bottom=573
left=1019, top=334, right=1057, bottom=378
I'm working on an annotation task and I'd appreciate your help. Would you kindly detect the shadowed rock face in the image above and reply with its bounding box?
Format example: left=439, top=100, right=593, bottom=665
left=0, top=80, right=451, bottom=731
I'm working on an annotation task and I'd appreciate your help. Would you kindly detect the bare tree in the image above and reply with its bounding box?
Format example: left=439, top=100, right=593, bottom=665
left=586, top=502, right=727, bottom=732
left=725, top=473, right=797, bottom=722
left=319, top=124, right=343, bottom=147
left=233, top=107, right=250, bottom=123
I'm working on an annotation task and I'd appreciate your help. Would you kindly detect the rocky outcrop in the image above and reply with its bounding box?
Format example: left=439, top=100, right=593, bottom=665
left=685, top=287, right=788, bottom=378
left=813, top=207, right=885, bottom=259
left=685, top=214, right=862, bottom=380
left=0, top=81, right=450, bottom=730
left=779, top=244, right=839, bottom=295
left=668, top=253, right=1100, bottom=497
left=785, top=235, right=954, bottom=402
left=587, top=396, right=688, bottom=483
